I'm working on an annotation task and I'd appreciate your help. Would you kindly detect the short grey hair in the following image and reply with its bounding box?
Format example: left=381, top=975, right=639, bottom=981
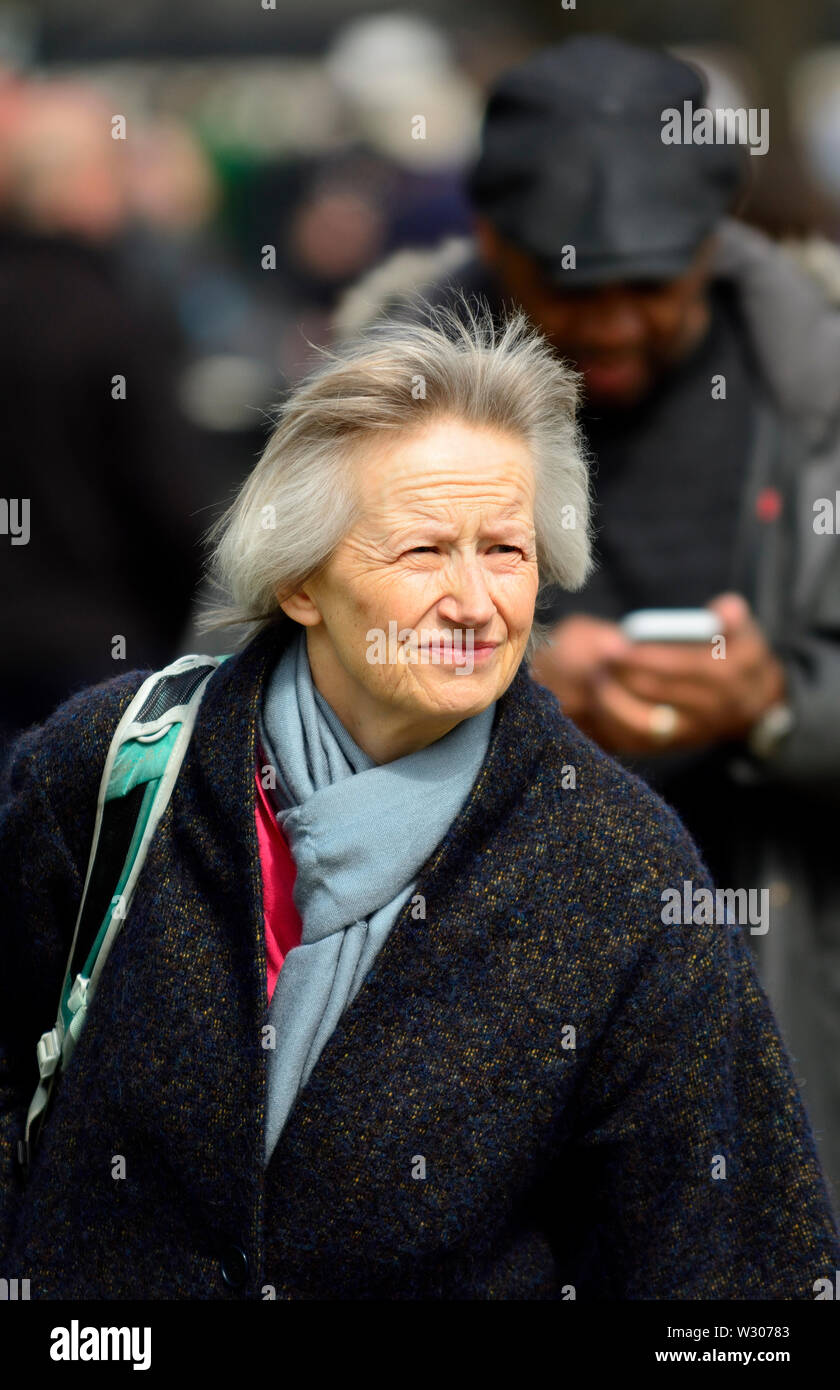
left=198, top=293, right=594, bottom=662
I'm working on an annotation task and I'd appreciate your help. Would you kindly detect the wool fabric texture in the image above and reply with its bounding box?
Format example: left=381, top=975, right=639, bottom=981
left=0, top=616, right=838, bottom=1299
left=257, top=628, right=495, bottom=1165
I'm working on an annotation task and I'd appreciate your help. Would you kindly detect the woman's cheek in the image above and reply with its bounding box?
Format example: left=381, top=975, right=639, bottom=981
left=497, top=569, right=539, bottom=619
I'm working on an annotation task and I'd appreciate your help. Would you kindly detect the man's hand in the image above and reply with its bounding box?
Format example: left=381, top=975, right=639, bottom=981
left=530, top=595, right=788, bottom=755
left=529, top=615, right=632, bottom=742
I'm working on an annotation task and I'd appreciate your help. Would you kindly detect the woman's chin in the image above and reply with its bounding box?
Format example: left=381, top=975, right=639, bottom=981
left=402, top=661, right=513, bottom=718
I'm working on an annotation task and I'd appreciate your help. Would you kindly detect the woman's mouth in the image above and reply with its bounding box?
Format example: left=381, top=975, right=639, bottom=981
left=421, top=638, right=499, bottom=667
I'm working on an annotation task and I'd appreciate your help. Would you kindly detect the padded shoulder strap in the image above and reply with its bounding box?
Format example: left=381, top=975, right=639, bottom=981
left=18, top=654, right=229, bottom=1176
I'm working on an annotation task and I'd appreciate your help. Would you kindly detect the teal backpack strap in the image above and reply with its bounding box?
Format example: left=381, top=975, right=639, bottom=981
left=17, top=653, right=230, bottom=1178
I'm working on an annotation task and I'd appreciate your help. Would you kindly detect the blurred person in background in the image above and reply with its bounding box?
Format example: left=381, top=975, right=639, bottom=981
left=0, top=80, right=216, bottom=771
left=333, top=35, right=840, bottom=1208
left=223, top=13, right=479, bottom=362
left=117, top=116, right=289, bottom=506
left=323, top=12, right=479, bottom=254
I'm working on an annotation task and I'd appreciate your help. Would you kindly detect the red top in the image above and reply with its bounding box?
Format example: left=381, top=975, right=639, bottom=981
left=255, top=752, right=303, bottom=1002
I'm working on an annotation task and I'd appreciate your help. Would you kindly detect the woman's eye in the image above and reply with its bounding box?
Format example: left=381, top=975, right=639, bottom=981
left=403, top=544, right=523, bottom=556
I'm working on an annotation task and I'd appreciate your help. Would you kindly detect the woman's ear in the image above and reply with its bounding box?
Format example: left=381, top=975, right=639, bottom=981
left=277, top=586, right=323, bottom=626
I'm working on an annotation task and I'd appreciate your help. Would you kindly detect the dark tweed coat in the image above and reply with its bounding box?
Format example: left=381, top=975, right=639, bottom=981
left=1, top=618, right=838, bottom=1300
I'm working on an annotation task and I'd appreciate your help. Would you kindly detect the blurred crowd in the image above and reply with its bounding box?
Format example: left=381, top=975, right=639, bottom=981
left=5, top=12, right=840, bottom=740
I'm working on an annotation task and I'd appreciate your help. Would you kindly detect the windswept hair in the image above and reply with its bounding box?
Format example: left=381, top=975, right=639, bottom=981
left=198, top=293, right=594, bottom=661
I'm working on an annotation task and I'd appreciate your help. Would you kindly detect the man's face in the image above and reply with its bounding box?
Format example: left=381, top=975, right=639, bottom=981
left=475, top=217, right=716, bottom=409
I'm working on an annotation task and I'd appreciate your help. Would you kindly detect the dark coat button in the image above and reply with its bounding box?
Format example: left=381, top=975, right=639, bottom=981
left=220, top=1244, right=249, bottom=1290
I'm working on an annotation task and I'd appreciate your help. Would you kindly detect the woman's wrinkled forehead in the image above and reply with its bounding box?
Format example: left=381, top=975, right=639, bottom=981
left=348, top=416, right=536, bottom=523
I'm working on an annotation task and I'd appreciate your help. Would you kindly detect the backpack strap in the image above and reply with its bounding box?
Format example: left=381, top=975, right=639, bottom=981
left=17, top=653, right=229, bottom=1178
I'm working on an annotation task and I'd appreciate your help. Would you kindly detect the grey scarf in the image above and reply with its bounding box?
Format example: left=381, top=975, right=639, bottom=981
left=258, top=629, right=496, bottom=1165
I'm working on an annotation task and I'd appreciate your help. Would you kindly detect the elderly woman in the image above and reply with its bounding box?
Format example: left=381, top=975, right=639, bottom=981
left=0, top=303, right=838, bottom=1302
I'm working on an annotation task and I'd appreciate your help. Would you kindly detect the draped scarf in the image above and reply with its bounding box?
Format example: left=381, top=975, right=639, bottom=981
left=258, top=628, right=496, bottom=1165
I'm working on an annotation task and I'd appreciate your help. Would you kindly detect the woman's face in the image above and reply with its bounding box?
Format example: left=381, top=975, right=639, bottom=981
left=281, top=416, right=540, bottom=756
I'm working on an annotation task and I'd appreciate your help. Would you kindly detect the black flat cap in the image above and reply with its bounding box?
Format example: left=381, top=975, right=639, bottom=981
left=466, top=35, right=746, bottom=286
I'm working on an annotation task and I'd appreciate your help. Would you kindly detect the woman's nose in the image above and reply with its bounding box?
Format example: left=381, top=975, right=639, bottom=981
left=436, top=558, right=496, bottom=628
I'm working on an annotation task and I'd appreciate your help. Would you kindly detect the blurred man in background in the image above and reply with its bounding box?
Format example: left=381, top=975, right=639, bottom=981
left=0, top=80, right=216, bottom=768
left=333, top=35, right=840, bottom=1208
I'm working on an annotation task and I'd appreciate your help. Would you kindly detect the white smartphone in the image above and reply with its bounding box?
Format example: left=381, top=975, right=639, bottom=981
left=619, top=608, right=719, bottom=643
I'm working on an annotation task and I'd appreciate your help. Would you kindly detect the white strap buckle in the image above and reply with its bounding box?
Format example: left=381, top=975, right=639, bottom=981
left=36, top=1027, right=61, bottom=1079
left=67, top=973, right=89, bottom=1016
